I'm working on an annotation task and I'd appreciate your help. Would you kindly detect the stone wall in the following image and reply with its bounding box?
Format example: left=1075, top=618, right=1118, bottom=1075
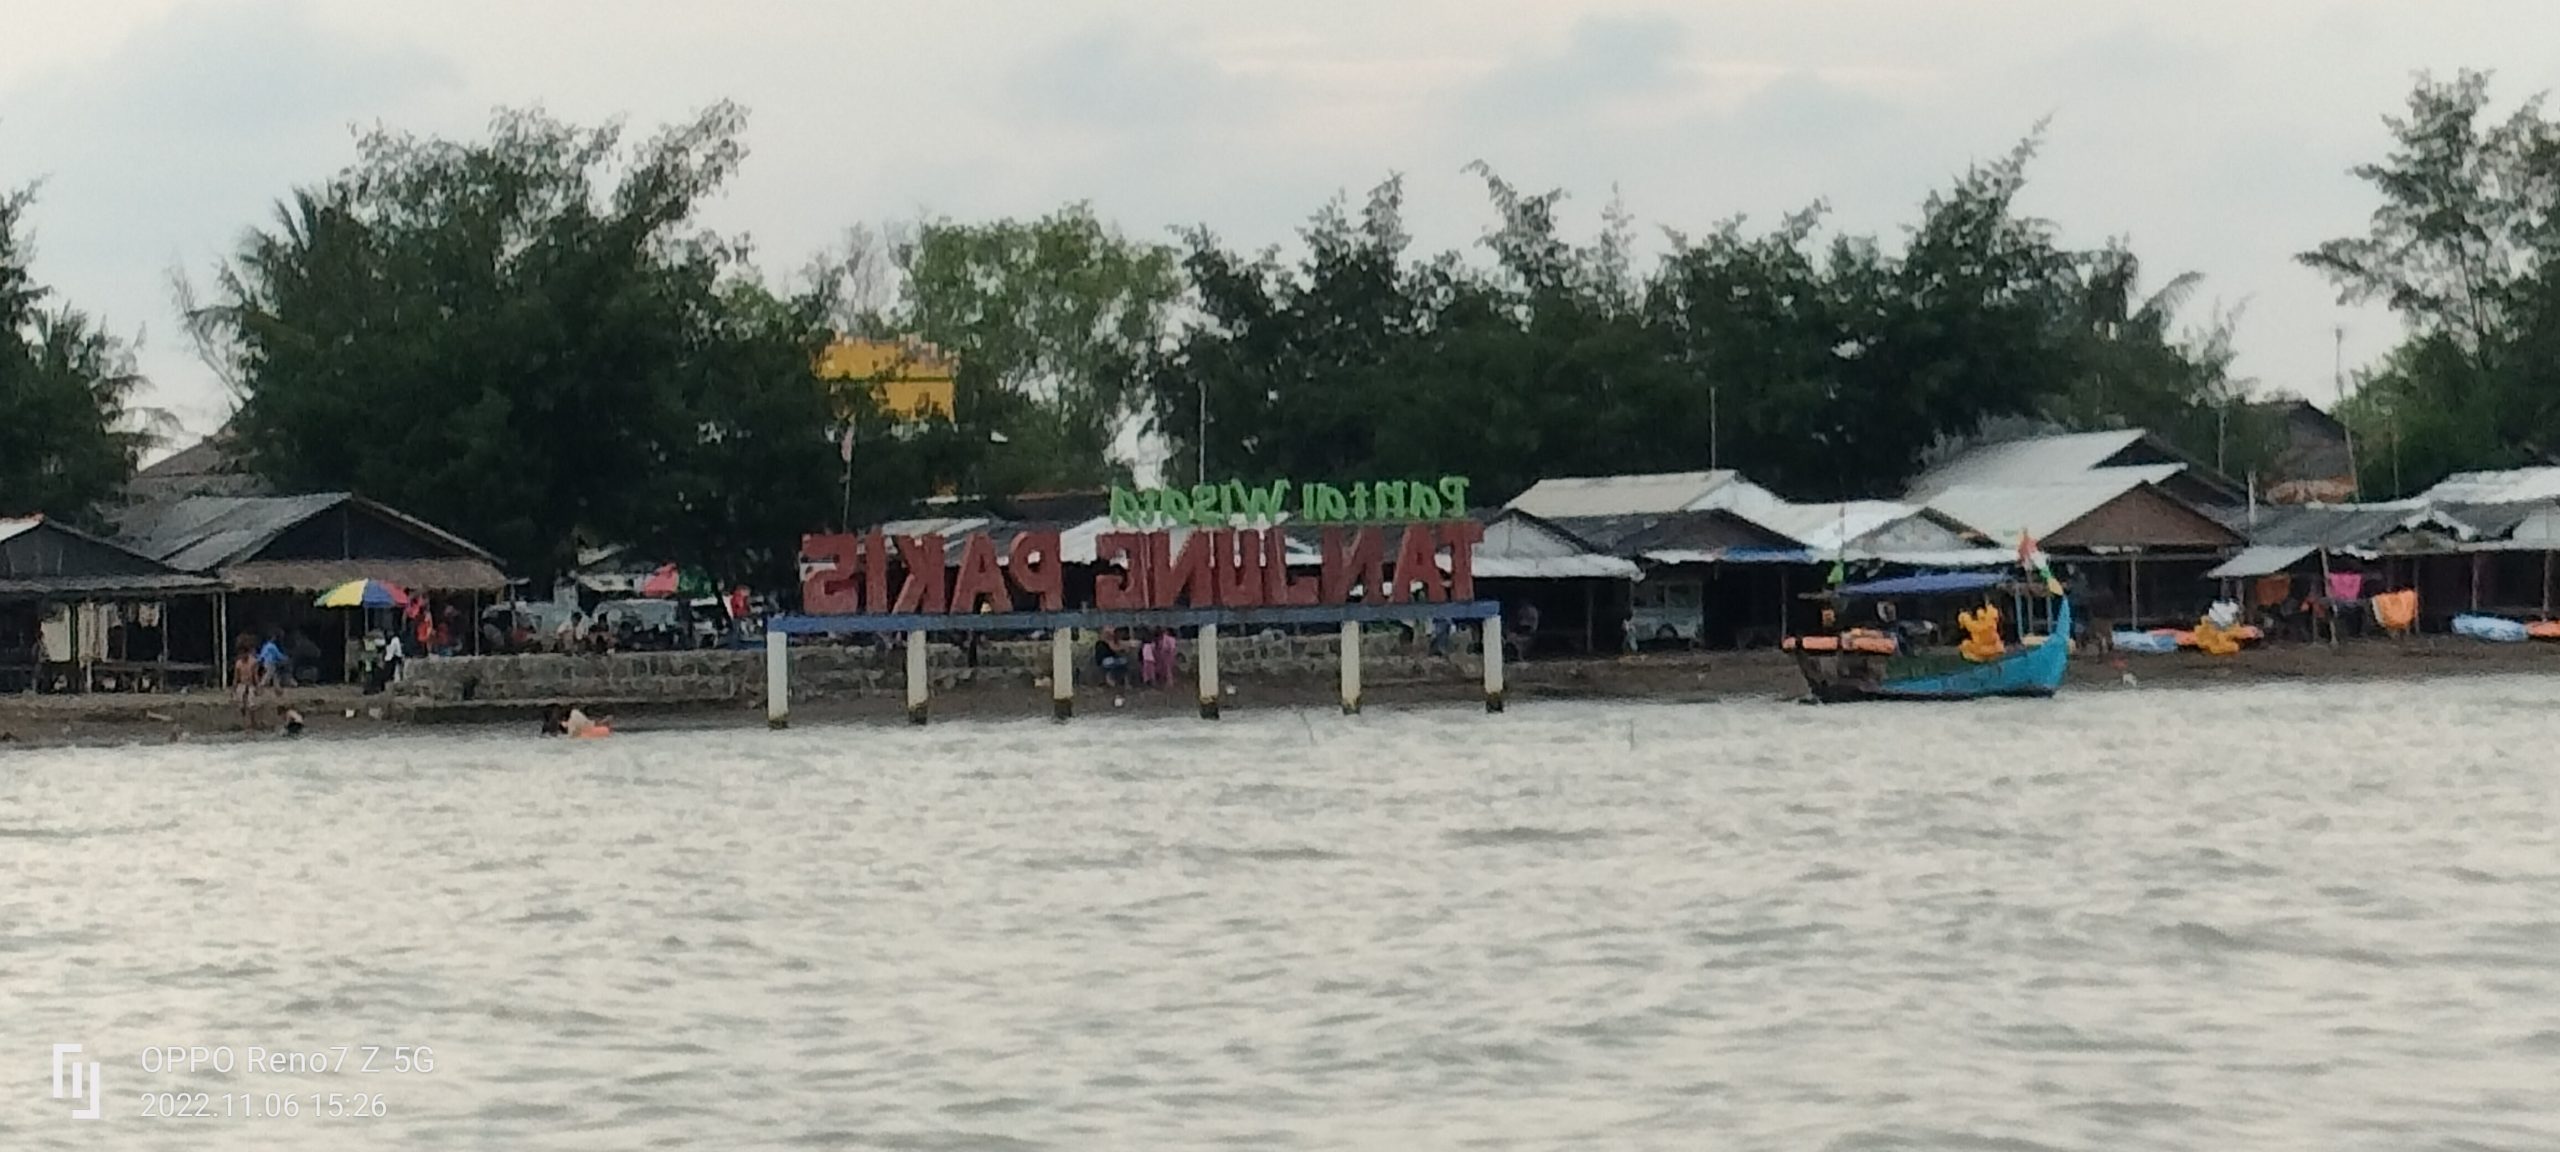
left=393, top=629, right=1484, bottom=707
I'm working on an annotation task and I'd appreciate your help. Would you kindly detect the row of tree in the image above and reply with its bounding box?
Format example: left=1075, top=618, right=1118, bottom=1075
left=4, top=74, right=2537, bottom=589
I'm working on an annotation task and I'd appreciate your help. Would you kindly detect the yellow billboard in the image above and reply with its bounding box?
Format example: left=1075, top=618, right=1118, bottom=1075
left=817, top=337, right=956, bottom=421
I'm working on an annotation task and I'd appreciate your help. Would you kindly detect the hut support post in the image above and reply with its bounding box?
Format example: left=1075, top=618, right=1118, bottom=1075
left=2317, top=548, right=2339, bottom=648
left=905, top=629, right=929, bottom=725
left=215, top=594, right=229, bottom=688
left=2127, top=554, right=2142, bottom=630
left=1050, top=628, right=1073, bottom=720
left=1339, top=620, right=1361, bottom=715
left=2544, top=550, right=2554, bottom=618
left=2470, top=553, right=2484, bottom=612
left=1482, top=613, right=1505, bottom=713
left=764, top=630, right=788, bottom=729
left=1197, top=624, right=1220, bottom=720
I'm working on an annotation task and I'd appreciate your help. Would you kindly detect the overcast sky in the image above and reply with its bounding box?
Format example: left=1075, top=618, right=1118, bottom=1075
left=5, top=0, right=2557, bottom=454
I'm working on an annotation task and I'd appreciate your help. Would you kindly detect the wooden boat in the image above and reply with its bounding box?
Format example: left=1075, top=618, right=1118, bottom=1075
left=1791, top=571, right=2071, bottom=703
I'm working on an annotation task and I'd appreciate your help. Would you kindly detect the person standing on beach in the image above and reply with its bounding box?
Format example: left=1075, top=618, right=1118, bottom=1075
left=256, top=631, right=291, bottom=690
left=231, top=635, right=262, bottom=730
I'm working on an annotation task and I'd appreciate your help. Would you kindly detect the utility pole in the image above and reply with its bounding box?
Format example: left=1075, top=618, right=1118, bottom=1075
left=2336, top=325, right=2361, bottom=500
left=1197, top=381, right=1208, bottom=484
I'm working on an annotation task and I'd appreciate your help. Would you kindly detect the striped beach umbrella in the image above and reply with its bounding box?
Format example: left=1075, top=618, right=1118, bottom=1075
left=314, top=578, right=414, bottom=609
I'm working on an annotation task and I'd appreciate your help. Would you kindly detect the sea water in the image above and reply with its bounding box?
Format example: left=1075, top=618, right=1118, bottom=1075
left=3, top=677, right=2556, bottom=1150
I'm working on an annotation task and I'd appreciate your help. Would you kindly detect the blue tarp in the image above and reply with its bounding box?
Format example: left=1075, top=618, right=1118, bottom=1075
left=1833, top=571, right=2010, bottom=597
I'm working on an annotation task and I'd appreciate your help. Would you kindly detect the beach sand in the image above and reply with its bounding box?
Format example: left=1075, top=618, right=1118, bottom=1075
left=3, top=635, right=2554, bottom=749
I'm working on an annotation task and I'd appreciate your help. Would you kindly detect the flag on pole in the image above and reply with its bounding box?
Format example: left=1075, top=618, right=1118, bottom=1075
left=1826, top=559, right=1846, bottom=587
left=2018, top=529, right=2064, bottom=596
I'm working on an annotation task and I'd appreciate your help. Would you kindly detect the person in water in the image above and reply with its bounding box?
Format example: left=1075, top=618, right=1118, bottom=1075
left=540, top=704, right=606, bottom=737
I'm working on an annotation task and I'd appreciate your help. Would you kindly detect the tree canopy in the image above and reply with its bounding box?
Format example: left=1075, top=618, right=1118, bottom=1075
left=0, top=186, right=160, bottom=527
left=198, top=106, right=934, bottom=588
left=1146, top=143, right=2256, bottom=502
left=2306, top=70, right=2560, bottom=495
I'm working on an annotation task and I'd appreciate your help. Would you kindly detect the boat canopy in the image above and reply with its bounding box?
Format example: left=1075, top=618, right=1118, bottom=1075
left=1830, top=571, right=2010, bottom=597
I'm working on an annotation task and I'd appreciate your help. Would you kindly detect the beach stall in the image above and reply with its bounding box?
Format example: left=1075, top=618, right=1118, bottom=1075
left=0, top=517, right=221, bottom=692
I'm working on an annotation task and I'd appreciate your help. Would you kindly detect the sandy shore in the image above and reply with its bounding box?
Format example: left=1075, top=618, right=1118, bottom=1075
left=3, top=637, right=2555, bottom=749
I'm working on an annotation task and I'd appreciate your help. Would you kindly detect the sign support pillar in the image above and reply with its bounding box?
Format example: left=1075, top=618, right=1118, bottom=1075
left=1339, top=619, right=1361, bottom=714
left=1482, top=614, right=1504, bottom=713
left=765, top=630, right=789, bottom=729
left=905, top=629, right=929, bottom=725
left=1197, top=623, right=1221, bottom=719
left=1051, top=628, right=1074, bottom=721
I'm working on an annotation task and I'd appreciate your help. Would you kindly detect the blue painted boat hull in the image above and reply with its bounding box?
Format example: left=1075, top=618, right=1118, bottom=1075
left=1803, top=598, right=2071, bottom=703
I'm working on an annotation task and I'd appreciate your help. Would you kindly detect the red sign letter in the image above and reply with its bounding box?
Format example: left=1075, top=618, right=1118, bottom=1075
left=1440, top=519, right=1483, bottom=602
left=799, top=533, right=862, bottom=614
left=1006, top=530, right=1064, bottom=611
left=949, top=533, right=1012, bottom=614
left=1390, top=523, right=1445, bottom=603
left=1095, top=532, right=1148, bottom=610
left=888, top=534, right=948, bottom=614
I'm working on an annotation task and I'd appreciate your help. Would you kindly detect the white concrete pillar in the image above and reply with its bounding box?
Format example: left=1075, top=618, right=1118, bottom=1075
left=905, top=629, right=929, bottom=725
left=1482, top=614, right=1505, bottom=713
left=1051, top=627, right=1074, bottom=721
left=1197, top=623, right=1221, bottom=720
left=1339, top=619, right=1362, bottom=715
left=765, top=629, right=789, bottom=729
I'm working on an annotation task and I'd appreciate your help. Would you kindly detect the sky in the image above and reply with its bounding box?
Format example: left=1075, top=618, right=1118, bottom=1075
left=4, top=0, right=2558, bottom=457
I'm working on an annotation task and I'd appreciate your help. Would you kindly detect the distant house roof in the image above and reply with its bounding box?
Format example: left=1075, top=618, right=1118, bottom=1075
left=0, top=515, right=218, bottom=598
left=1506, top=471, right=1748, bottom=518
left=1923, top=474, right=2243, bottom=552
left=2247, top=399, right=2357, bottom=497
left=112, top=494, right=507, bottom=592
left=2419, top=466, right=2560, bottom=506
left=1739, top=499, right=2009, bottom=567
left=123, top=433, right=271, bottom=503
left=1533, top=508, right=1811, bottom=566
left=1469, top=510, right=1642, bottom=579
left=1906, top=428, right=2244, bottom=506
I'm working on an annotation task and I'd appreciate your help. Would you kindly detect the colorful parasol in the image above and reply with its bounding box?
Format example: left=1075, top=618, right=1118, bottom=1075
left=315, top=578, right=414, bottom=609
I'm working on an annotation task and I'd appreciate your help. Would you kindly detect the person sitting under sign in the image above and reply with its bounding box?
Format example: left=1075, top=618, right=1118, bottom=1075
left=1092, top=630, right=1132, bottom=688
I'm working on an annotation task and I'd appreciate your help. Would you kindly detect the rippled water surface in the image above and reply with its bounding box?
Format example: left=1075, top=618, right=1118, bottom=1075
left=5, top=677, right=2558, bottom=1150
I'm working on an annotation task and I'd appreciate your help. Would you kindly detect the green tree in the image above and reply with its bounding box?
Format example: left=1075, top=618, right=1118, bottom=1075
left=2303, top=70, right=2560, bottom=494
left=1148, top=145, right=2236, bottom=504
left=200, top=106, right=913, bottom=587
left=0, top=186, right=161, bottom=526
left=892, top=204, right=1180, bottom=491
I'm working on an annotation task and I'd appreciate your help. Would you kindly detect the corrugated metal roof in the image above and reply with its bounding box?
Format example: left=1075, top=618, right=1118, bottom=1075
left=2420, top=466, right=2560, bottom=505
left=1638, top=548, right=1816, bottom=565
left=1744, top=500, right=1915, bottom=550
left=0, top=573, right=220, bottom=596
left=1459, top=554, right=1643, bottom=580
left=2237, top=503, right=2429, bottom=550
left=1506, top=471, right=1739, bottom=518
left=114, top=493, right=354, bottom=571
left=1866, top=548, right=2017, bottom=568
left=1905, top=430, right=2148, bottom=498
left=1921, top=474, right=2152, bottom=547
left=2207, top=545, right=2318, bottom=579
left=2434, top=501, right=2547, bottom=540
